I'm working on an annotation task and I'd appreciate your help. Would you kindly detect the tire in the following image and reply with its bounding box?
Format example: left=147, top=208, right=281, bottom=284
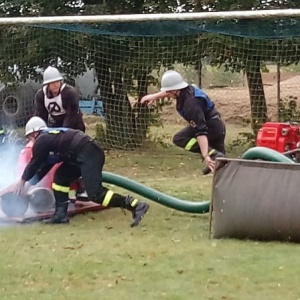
left=0, top=83, right=37, bottom=127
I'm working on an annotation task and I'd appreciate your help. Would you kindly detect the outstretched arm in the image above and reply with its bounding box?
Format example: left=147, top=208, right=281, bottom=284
left=140, top=91, right=168, bottom=105
left=13, top=138, right=49, bottom=194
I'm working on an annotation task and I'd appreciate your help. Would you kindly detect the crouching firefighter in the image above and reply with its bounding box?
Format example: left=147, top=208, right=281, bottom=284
left=141, top=70, right=226, bottom=175
left=12, top=116, right=149, bottom=226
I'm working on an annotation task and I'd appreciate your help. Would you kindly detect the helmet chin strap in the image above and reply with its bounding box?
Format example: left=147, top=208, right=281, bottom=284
left=30, top=130, right=42, bottom=140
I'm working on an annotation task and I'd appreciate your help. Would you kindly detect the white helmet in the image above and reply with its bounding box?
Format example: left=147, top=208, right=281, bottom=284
left=43, top=66, right=63, bottom=85
left=25, top=116, right=47, bottom=136
left=160, top=70, right=188, bottom=92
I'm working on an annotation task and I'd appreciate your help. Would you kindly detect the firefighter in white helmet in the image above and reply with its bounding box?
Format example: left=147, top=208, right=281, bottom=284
left=11, top=116, right=149, bottom=226
left=35, top=66, right=85, bottom=132
left=141, top=70, right=226, bottom=174
left=25, top=116, right=48, bottom=137
left=0, top=116, right=49, bottom=198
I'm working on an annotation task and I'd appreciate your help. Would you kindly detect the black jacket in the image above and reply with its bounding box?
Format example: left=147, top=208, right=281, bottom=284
left=176, top=85, right=220, bottom=136
left=22, top=128, right=91, bottom=183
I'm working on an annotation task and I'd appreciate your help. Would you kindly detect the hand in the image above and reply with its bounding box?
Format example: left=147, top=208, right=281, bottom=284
left=24, top=182, right=32, bottom=194
left=0, top=180, right=32, bottom=197
left=140, top=94, right=156, bottom=106
left=13, top=179, right=26, bottom=195
left=204, top=156, right=215, bottom=173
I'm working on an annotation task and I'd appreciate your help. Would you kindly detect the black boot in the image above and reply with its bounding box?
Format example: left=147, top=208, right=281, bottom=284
left=124, top=196, right=149, bottom=227
left=202, top=150, right=225, bottom=175
left=43, top=202, right=69, bottom=224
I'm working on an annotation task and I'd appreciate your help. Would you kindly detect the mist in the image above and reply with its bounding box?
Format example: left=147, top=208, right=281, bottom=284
left=0, top=142, right=23, bottom=190
left=0, top=131, right=28, bottom=222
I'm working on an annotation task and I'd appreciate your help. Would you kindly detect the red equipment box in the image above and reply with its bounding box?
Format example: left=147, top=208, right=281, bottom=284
left=256, top=122, right=300, bottom=153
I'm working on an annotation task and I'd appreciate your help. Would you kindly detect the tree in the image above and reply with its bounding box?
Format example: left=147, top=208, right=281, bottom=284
left=0, top=0, right=81, bottom=17
left=1, top=0, right=300, bottom=141
left=193, top=0, right=300, bottom=134
left=0, top=0, right=198, bottom=149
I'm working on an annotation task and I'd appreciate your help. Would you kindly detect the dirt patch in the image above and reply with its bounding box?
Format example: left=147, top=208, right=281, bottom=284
left=83, top=71, right=300, bottom=128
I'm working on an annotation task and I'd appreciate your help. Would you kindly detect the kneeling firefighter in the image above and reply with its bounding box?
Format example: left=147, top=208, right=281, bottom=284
left=12, top=116, right=149, bottom=226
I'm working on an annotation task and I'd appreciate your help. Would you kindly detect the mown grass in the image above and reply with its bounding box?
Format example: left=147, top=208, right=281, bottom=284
left=1, top=124, right=300, bottom=300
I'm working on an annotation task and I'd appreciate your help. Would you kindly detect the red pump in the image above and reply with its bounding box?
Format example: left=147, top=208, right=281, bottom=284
left=256, top=122, right=300, bottom=153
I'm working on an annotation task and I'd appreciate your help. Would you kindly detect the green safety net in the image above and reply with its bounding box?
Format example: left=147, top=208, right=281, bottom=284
left=34, top=18, right=300, bottom=39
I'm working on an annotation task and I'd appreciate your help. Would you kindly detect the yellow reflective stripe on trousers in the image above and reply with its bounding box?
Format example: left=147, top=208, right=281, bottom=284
left=102, top=190, right=114, bottom=207
left=52, top=183, right=70, bottom=193
left=184, top=138, right=197, bottom=151
left=131, top=199, right=138, bottom=207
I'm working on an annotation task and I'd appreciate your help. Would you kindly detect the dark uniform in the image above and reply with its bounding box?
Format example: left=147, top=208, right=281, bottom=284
left=22, top=128, right=149, bottom=226
left=173, top=85, right=226, bottom=155
left=35, top=84, right=86, bottom=132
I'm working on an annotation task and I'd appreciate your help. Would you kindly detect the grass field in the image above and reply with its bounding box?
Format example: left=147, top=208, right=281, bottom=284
left=1, top=124, right=300, bottom=300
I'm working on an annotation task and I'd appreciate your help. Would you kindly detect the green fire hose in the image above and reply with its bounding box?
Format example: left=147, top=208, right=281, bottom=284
left=102, top=147, right=294, bottom=215
left=102, top=171, right=210, bottom=214
left=241, top=146, right=295, bottom=163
